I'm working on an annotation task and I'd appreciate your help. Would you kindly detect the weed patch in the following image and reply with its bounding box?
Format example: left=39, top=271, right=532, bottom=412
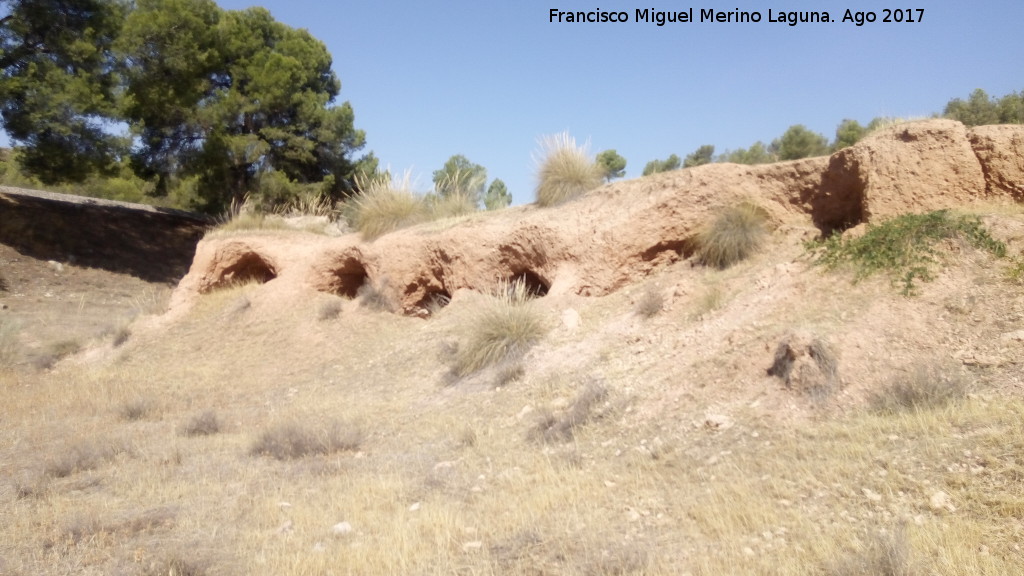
left=450, top=280, right=546, bottom=378
left=250, top=420, right=363, bottom=460
left=825, top=525, right=914, bottom=576
left=534, top=133, right=603, bottom=207
left=810, top=210, right=1007, bottom=295
left=45, top=439, right=124, bottom=478
left=695, top=202, right=768, bottom=269
left=119, top=397, right=154, bottom=421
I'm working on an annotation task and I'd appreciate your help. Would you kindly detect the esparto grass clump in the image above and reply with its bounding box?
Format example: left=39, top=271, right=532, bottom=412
left=696, top=202, right=768, bottom=269
left=534, top=133, right=604, bottom=207
left=450, top=279, right=547, bottom=378
left=346, top=173, right=426, bottom=240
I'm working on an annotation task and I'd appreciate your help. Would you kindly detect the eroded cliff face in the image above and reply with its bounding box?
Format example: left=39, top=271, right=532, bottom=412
left=171, top=120, right=1024, bottom=316
left=0, top=187, right=208, bottom=284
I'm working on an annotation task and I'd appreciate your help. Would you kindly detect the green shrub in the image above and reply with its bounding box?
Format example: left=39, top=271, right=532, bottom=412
left=450, top=280, right=547, bottom=377
left=810, top=210, right=1006, bottom=295
left=534, top=133, right=603, bottom=207
left=695, top=202, right=768, bottom=269
left=346, top=173, right=427, bottom=240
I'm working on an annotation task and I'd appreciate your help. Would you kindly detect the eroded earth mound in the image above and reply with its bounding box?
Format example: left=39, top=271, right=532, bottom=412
left=172, top=119, right=1024, bottom=315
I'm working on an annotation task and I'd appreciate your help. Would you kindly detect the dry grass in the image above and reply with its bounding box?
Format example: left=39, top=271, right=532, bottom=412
left=0, top=316, right=21, bottom=368
left=250, top=420, right=363, bottom=460
left=317, top=299, right=343, bottom=321
left=357, top=277, right=396, bottom=312
left=635, top=284, right=665, bottom=318
left=870, top=363, right=970, bottom=413
left=347, top=172, right=427, bottom=240
left=529, top=378, right=609, bottom=443
left=181, top=410, right=221, bottom=437
left=449, top=279, right=547, bottom=377
left=534, top=132, right=604, bottom=207
left=695, top=201, right=768, bottom=268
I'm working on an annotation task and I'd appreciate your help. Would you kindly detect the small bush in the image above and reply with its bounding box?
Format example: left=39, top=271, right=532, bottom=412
left=530, top=379, right=609, bottom=443
left=317, top=299, right=343, bottom=321
left=347, top=173, right=427, bottom=240
left=119, top=397, right=153, bottom=422
left=450, top=280, right=547, bottom=378
left=493, top=361, right=525, bottom=388
left=825, top=525, right=914, bottom=576
left=870, top=364, right=969, bottom=414
left=32, top=339, right=82, bottom=370
left=182, top=410, right=221, bottom=437
left=695, top=202, right=768, bottom=269
left=635, top=285, right=664, bottom=318
left=1007, top=253, right=1024, bottom=284
left=250, top=420, right=363, bottom=460
left=45, top=439, right=122, bottom=478
left=810, top=210, right=1007, bottom=295
left=357, top=278, right=396, bottom=312
left=534, top=133, right=604, bottom=207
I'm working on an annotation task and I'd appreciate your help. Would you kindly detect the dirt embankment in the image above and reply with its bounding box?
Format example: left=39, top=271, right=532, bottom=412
left=0, top=187, right=209, bottom=284
left=173, top=119, right=1024, bottom=315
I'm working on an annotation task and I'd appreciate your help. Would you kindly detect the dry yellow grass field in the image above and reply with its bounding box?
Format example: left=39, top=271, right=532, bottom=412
left=3, top=201, right=1024, bottom=575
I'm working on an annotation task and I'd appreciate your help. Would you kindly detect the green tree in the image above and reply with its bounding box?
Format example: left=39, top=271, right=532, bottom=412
left=832, top=119, right=867, bottom=151
left=771, top=125, right=830, bottom=161
left=432, top=154, right=486, bottom=204
left=595, top=149, right=626, bottom=181
left=944, top=89, right=1000, bottom=126
left=119, top=0, right=369, bottom=211
left=0, top=0, right=127, bottom=183
left=683, top=144, right=715, bottom=168
left=642, top=153, right=681, bottom=176
left=483, top=178, right=511, bottom=210
left=717, top=141, right=773, bottom=165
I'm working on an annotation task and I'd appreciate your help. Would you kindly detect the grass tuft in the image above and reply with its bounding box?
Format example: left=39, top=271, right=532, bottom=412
left=530, top=379, right=609, bottom=443
left=695, top=202, right=768, bottom=269
left=250, top=420, right=363, bottom=460
left=810, top=210, right=1007, bottom=295
left=635, top=285, right=665, bottom=318
left=181, top=410, right=221, bottom=437
left=450, top=279, right=547, bottom=378
left=119, top=397, right=154, bottom=422
left=0, top=317, right=21, bottom=368
left=347, top=172, right=427, bottom=240
left=45, top=439, right=123, bottom=478
left=317, top=299, right=343, bottom=321
left=870, top=364, right=969, bottom=414
left=534, top=133, right=604, bottom=207
left=825, top=525, right=914, bottom=576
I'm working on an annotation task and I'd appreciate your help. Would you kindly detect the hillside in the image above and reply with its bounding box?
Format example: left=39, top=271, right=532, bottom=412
left=2, top=119, right=1024, bottom=575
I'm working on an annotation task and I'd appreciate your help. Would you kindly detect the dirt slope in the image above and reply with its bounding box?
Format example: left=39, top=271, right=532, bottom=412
left=172, top=119, right=1024, bottom=317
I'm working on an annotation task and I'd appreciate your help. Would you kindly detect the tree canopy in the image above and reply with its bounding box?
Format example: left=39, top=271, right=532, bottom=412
left=642, top=153, right=681, bottom=176
left=0, top=0, right=126, bottom=183
left=483, top=178, right=511, bottom=210
left=770, top=125, right=830, bottom=161
left=595, top=149, right=626, bottom=181
left=0, top=0, right=371, bottom=212
left=432, top=154, right=487, bottom=205
left=944, top=88, right=1023, bottom=126
left=683, top=145, right=715, bottom=168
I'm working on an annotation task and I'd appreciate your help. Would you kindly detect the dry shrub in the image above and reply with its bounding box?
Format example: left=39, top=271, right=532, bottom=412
left=696, top=202, right=768, bottom=269
left=119, top=397, right=153, bottom=422
left=181, top=410, right=221, bottom=437
left=534, top=132, right=603, bottom=207
left=32, top=338, right=82, bottom=370
left=45, top=439, right=124, bottom=478
left=450, top=279, right=546, bottom=377
left=530, top=379, right=609, bottom=443
left=870, top=364, right=969, bottom=413
left=317, top=299, right=342, bottom=321
left=347, top=172, right=426, bottom=240
left=142, top=553, right=210, bottom=576
left=357, top=278, right=396, bottom=312
left=635, top=285, right=664, bottom=318
left=250, top=420, right=363, bottom=460
left=825, top=525, right=915, bottom=576
left=493, top=361, right=525, bottom=387
left=768, top=334, right=840, bottom=399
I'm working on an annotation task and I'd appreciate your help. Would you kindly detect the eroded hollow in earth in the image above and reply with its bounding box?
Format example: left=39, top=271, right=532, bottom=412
left=206, top=251, right=277, bottom=291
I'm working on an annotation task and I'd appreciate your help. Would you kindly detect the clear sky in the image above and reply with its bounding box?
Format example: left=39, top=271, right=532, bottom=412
left=14, top=1, right=1024, bottom=205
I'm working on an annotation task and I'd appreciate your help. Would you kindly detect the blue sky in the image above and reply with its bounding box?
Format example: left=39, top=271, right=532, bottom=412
left=12, top=1, right=1024, bottom=205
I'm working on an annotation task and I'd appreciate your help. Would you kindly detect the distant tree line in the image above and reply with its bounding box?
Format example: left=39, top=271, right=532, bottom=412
left=639, top=87, right=1024, bottom=175
left=0, top=0, right=376, bottom=213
